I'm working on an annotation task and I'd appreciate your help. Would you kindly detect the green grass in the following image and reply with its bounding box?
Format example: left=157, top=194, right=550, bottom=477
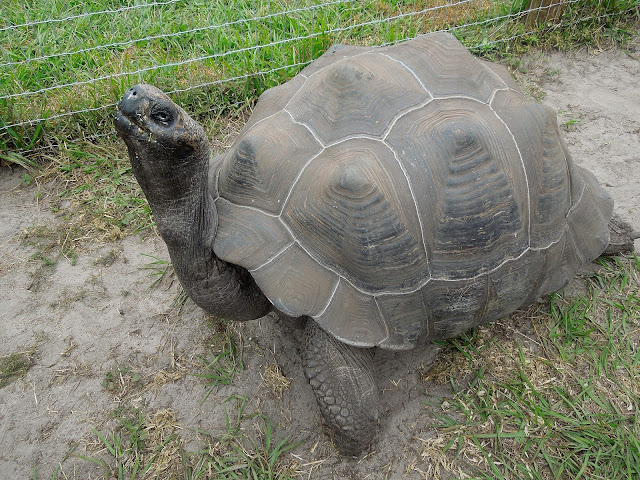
left=182, top=395, right=298, bottom=480
left=193, top=322, right=245, bottom=403
left=140, top=254, right=173, bottom=288
left=77, top=407, right=181, bottom=480
left=71, top=395, right=297, bottom=479
left=48, top=141, right=152, bottom=234
left=424, top=255, right=640, bottom=480
left=0, top=351, right=33, bottom=387
left=1, top=0, right=638, bottom=153
left=18, top=140, right=153, bottom=245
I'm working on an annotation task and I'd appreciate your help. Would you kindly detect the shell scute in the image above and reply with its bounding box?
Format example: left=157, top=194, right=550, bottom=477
left=314, top=280, right=387, bottom=348
left=492, top=89, right=571, bottom=248
left=425, top=277, right=489, bottom=339
left=299, top=44, right=365, bottom=78
left=383, top=32, right=506, bottom=102
left=565, top=166, right=612, bottom=261
left=287, top=53, right=430, bottom=143
left=218, top=111, right=322, bottom=214
left=376, top=291, right=429, bottom=349
left=387, top=98, right=529, bottom=279
left=250, top=243, right=339, bottom=317
left=479, top=59, right=520, bottom=91
left=239, top=75, right=307, bottom=134
left=213, top=198, right=292, bottom=270
left=281, top=138, right=429, bottom=293
left=425, top=252, right=539, bottom=339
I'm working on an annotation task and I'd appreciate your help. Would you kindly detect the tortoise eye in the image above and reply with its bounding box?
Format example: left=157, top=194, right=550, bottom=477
left=151, top=109, right=172, bottom=126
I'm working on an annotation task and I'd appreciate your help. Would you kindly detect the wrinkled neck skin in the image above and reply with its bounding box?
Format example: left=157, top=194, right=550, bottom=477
left=130, top=141, right=272, bottom=322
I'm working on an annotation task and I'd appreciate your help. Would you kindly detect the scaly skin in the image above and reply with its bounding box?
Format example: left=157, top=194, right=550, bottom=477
left=303, top=320, right=379, bottom=456
left=115, top=84, right=271, bottom=321
left=603, top=214, right=640, bottom=256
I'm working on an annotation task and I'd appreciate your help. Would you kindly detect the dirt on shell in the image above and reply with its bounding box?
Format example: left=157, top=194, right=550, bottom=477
left=1, top=35, right=639, bottom=479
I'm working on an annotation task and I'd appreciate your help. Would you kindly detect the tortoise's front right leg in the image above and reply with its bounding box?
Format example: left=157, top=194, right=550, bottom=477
left=302, top=320, right=379, bottom=456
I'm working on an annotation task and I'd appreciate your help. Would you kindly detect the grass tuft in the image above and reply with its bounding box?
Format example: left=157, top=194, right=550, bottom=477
left=80, top=407, right=182, bottom=479
left=140, top=254, right=173, bottom=288
left=183, top=395, right=299, bottom=480
left=77, top=396, right=297, bottom=479
left=16, top=140, right=154, bottom=249
left=40, top=140, right=153, bottom=238
left=194, top=324, right=244, bottom=404
left=0, top=351, right=33, bottom=387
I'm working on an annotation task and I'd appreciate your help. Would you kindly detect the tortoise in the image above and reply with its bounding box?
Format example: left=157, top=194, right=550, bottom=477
left=114, top=32, right=638, bottom=456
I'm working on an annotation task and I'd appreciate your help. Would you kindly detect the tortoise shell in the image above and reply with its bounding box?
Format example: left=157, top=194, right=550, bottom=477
left=211, top=32, right=612, bottom=350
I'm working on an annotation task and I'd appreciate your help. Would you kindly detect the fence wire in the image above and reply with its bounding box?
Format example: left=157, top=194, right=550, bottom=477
left=0, top=0, right=637, bottom=154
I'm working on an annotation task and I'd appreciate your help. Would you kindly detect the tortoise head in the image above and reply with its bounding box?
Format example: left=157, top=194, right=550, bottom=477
left=114, top=84, right=210, bottom=204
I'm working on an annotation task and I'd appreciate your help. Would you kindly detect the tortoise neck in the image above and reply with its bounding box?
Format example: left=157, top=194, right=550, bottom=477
left=153, top=168, right=211, bottom=248
left=151, top=149, right=219, bottom=292
left=149, top=150, right=272, bottom=321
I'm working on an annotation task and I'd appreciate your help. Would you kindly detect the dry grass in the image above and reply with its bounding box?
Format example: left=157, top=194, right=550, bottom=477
left=261, top=363, right=292, bottom=399
left=135, top=409, right=183, bottom=479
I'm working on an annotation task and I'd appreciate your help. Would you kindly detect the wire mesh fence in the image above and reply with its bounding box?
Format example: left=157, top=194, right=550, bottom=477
left=1, top=0, right=638, bottom=154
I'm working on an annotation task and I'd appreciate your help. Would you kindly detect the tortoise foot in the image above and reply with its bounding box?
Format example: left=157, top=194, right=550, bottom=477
left=302, top=320, right=379, bottom=456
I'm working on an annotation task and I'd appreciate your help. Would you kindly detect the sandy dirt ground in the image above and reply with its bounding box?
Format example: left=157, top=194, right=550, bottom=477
left=1, top=34, right=639, bottom=479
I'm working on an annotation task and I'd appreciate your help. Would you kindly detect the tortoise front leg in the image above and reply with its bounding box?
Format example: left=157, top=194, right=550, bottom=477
left=302, top=320, right=379, bottom=456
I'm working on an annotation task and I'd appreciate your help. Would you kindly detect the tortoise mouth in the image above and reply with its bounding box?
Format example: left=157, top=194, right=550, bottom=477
left=114, top=107, right=149, bottom=141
